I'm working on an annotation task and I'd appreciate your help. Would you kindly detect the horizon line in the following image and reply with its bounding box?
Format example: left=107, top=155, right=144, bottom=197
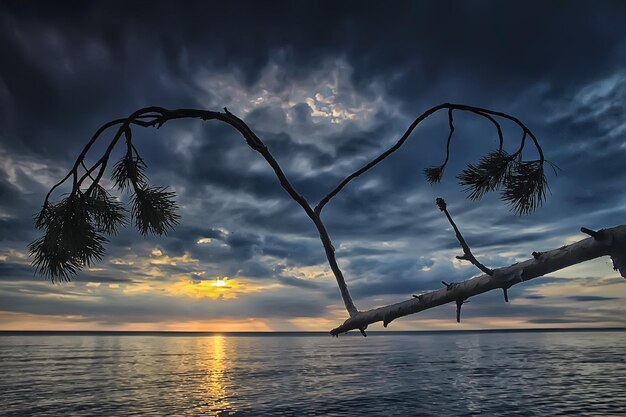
left=1, top=327, right=624, bottom=336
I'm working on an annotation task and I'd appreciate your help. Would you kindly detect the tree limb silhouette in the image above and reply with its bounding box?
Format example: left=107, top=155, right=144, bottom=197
left=30, top=103, right=624, bottom=337
left=436, top=197, right=494, bottom=276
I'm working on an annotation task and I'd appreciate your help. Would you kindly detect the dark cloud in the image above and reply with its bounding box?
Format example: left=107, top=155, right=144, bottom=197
left=1, top=1, right=625, bottom=329
left=0, top=262, right=34, bottom=280
left=527, top=318, right=606, bottom=325
left=276, top=276, right=324, bottom=290
left=0, top=286, right=329, bottom=324
left=72, top=275, right=135, bottom=284
left=566, top=295, right=620, bottom=302
left=524, top=295, right=546, bottom=300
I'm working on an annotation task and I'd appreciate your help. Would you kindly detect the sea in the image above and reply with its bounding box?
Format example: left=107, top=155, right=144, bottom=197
left=0, top=329, right=624, bottom=416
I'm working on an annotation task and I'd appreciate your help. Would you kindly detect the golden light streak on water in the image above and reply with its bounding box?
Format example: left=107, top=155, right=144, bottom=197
left=197, top=335, right=236, bottom=415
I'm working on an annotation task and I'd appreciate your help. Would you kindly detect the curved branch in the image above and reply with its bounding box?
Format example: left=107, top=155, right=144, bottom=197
left=441, top=108, right=455, bottom=169
left=43, top=114, right=164, bottom=206
left=314, top=103, right=447, bottom=214
left=475, top=111, right=504, bottom=150
left=38, top=107, right=359, bottom=316
left=314, top=103, right=544, bottom=215
left=81, top=108, right=167, bottom=193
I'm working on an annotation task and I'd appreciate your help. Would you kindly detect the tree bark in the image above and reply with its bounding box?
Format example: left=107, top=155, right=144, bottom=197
left=329, top=224, right=626, bottom=336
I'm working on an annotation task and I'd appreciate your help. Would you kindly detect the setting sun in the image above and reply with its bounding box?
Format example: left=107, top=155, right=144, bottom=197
left=212, top=278, right=228, bottom=287
left=167, top=277, right=240, bottom=299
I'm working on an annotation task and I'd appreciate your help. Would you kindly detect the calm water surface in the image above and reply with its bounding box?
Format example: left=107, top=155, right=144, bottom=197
left=0, top=331, right=624, bottom=416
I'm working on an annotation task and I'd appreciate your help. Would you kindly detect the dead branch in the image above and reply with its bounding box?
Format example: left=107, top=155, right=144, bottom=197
left=329, top=225, right=626, bottom=336
left=436, top=197, right=493, bottom=276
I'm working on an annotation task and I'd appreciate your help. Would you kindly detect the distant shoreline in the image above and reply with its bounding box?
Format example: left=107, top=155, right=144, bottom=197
left=1, top=327, right=624, bottom=336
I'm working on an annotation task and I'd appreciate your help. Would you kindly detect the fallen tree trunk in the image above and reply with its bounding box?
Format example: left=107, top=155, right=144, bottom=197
left=329, top=224, right=626, bottom=336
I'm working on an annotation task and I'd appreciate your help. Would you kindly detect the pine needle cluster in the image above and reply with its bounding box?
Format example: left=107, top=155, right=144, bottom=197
left=30, top=150, right=180, bottom=280
left=457, top=150, right=547, bottom=214
left=29, top=187, right=124, bottom=281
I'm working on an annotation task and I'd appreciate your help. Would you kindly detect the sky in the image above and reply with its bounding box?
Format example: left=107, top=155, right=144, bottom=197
left=0, top=1, right=625, bottom=332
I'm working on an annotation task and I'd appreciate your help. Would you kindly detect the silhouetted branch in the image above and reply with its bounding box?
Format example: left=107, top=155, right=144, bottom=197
left=475, top=111, right=504, bottom=150
left=442, top=109, right=455, bottom=171
left=32, top=107, right=359, bottom=316
left=314, top=103, right=546, bottom=215
left=436, top=197, right=494, bottom=276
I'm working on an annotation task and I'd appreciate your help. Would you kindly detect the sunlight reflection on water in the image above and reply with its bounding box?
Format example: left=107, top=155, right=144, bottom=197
left=199, top=335, right=235, bottom=414
left=0, top=331, right=624, bottom=416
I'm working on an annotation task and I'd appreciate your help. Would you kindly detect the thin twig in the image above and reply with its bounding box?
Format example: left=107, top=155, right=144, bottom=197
left=441, top=108, right=455, bottom=169
left=475, top=111, right=504, bottom=150
left=436, top=197, right=494, bottom=276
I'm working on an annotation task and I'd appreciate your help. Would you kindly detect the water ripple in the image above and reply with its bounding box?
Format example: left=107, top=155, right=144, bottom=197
left=0, top=331, right=624, bottom=416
